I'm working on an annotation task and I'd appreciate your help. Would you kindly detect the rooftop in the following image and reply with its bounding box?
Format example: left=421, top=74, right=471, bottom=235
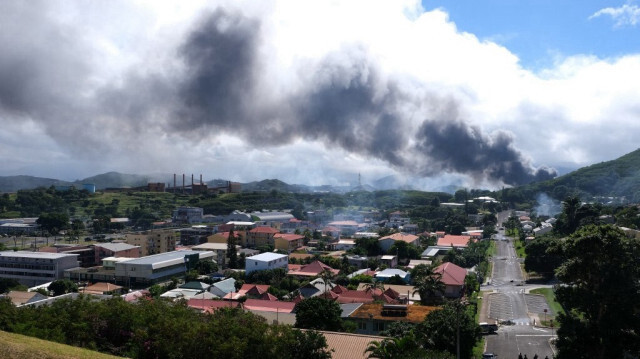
left=349, top=303, right=438, bottom=323
left=246, top=252, right=288, bottom=262
left=0, top=251, right=79, bottom=260
left=119, top=250, right=212, bottom=266
left=94, top=243, right=139, bottom=252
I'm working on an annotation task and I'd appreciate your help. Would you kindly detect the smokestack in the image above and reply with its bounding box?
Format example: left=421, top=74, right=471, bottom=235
left=200, top=174, right=202, bottom=185
left=173, top=174, right=176, bottom=192
left=182, top=174, right=185, bottom=193
left=192, top=174, right=194, bottom=187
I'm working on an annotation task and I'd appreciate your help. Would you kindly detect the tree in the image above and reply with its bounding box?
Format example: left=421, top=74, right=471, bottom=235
left=355, top=237, right=382, bottom=256
left=294, top=297, right=343, bottom=331
left=318, top=269, right=336, bottom=294
left=417, top=301, right=480, bottom=359
left=288, top=329, right=333, bottom=359
left=523, top=237, right=563, bottom=279
left=553, top=225, right=640, bottom=359
left=226, top=229, right=239, bottom=269
left=48, top=279, right=78, bottom=296
left=37, top=212, right=70, bottom=235
left=411, top=265, right=445, bottom=305
left=388, top=241, right=420, bottom=261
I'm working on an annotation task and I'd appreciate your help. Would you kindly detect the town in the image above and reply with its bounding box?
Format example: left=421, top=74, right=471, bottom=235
left=1, top=177, right=637, bottom=359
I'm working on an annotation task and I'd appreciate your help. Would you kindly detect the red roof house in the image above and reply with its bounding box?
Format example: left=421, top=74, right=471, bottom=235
left=434, top=262, right=467, bottom=298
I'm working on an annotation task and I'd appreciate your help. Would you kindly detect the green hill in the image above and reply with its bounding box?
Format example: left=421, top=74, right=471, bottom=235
left=0, top=330, right=124, bottom=359
left=518, top=148, right=640, bottom=201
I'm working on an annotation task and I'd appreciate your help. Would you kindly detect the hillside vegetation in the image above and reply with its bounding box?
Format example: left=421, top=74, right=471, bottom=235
left=0, top=330, right=123, bottom=359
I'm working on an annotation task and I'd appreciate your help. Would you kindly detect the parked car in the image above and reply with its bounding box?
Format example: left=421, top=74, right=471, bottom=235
left=482, top=353, right=497, bottom=358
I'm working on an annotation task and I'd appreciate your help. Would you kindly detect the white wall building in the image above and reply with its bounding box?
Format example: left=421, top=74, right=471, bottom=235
left=0, top=251, right=80, bottom=286
left=245, top=252, right=288, bottom=275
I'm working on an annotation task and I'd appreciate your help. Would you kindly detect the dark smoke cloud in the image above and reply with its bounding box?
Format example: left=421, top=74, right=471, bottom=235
left=415, top=119, right=557, bottom=185
left=0, top=4, right=557, bottom=186
left=169, top=9, right=555, bottom=185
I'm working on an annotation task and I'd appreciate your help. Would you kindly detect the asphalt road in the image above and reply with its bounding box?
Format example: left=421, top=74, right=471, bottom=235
left=481, top=211, right=555, bottom=359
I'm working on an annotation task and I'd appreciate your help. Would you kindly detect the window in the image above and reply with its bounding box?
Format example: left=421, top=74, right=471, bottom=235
left=358, top=321, right=367, bottom=330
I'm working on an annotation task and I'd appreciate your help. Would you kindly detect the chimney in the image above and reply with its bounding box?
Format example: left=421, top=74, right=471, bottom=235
left=200, top=174, right=203, bottom=185
left=182, top=174, right=185, bottom=193
left=173, top=174, right=176, bottom=191
left=192, top=174, right=194, bottom=187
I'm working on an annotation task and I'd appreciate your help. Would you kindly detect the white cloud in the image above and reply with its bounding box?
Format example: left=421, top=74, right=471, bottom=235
left=2, top=0, right=640, bottom=189
left=589, top=3, right=640, bottom=27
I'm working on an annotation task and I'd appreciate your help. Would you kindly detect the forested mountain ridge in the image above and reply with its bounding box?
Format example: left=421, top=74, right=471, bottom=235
left=518, top=148, right=640, bottom=201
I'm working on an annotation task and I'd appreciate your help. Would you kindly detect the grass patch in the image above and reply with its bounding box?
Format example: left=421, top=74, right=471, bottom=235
left=472, top=337, right=486, bottom=358
left=0, top=330, right=124, bottom=359
left=514, top=240, right=526, bottom=258
left=530, top=287, right=565, bottom=318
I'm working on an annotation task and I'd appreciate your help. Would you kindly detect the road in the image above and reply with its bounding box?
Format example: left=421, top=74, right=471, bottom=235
left=481, top=211, right=555, bottom=359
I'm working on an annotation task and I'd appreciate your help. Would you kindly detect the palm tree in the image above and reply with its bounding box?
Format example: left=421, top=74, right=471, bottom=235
left=363, top=279, right=386, bottom=295
left=318, top=269, right=335, bottom=294
left=365, top=335, right=421, bottom=359
left=412, top=266, right=445, bottom=306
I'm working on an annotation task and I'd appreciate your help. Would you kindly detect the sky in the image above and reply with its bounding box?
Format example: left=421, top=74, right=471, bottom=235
left=1, top=0, right=640, bottom=189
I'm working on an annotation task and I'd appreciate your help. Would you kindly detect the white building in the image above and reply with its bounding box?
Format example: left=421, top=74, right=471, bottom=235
left=245, top=252, right=288, bottom=275
left=0, top=251, right=80, bottom=286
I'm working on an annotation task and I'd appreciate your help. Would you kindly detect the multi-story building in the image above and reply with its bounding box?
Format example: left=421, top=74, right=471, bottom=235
left=0, top=251, right=80, bottom=286
left=124, top=229, right=176, bottom=256
left=246, top=226, right=280, bottom=247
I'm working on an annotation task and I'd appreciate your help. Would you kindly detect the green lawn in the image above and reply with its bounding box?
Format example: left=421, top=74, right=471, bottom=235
left=0, top=330, right=125, bottom=359
left=530, top=287, right=565, bottom=324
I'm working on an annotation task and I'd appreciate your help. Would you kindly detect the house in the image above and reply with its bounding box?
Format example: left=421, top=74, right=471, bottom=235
left=327, top=221, right=359, bottom=236
left=295, top=278, right=336, bottom=299
left=378, top=233, right=420, bottom=253
left=436, top=234, right=472, bottom=248
left=274, top=233, right=305, bottom=253
left=0, top=251, right=80, bottom=286
left=287, top=260, right=339, bottom=277
left=223, top=283, right=270, bottom=300
left=246, top=227, right=280, bottom=247
left=206, top=231, right=248, bottom=247
left=356, top=283, right=421, bottom=303
left=317, top=331, right=388, bottom=359
left=322, top=226, right=341, bottom=240
left=187, top=298, right=239, bottom=313
left=346, top=303, right=437, bottom=335
left=242, top=298, right=296, bottom=313
left=434, top=262, right=467, bottom=298
left=209, top=278, right=236, bottom=298
left=82, top=282, right=124, bottom=295
left=375, top=268, right=411, bottom=283
left=379, top=255, right=398, bottom=268
left=332, top=239, right=356, bottom=251
left=4, top=291, right=48, bottom=306
left=244, top=252, right=288, bottom=275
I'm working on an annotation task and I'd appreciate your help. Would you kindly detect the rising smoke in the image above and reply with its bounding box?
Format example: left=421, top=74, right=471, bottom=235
left=0, top=4, right=557, bottom=186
